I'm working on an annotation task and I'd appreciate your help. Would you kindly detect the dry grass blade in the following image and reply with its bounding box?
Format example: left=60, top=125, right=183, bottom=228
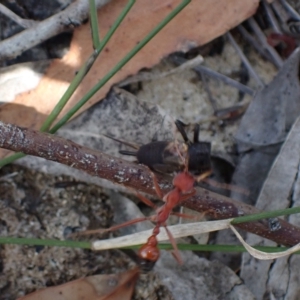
left=231, top=225, right=300, bottom=260
left=91, top=219, right=232, bottom=250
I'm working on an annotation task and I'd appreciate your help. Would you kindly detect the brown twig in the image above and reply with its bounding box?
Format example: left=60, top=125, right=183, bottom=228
left=1, top=121, right=300, bottom=246
left=0, top=0, right=110, bottom=62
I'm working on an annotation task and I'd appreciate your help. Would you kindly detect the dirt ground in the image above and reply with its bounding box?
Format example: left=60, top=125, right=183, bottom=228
left=0, top=164, right=175, bottom=299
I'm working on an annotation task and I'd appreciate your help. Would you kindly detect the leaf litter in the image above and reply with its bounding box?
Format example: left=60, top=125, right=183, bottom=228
left=2, top=0, right=299, bottom=293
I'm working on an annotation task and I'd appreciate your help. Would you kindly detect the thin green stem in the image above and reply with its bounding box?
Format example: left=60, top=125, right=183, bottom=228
left=0, top=152, right=25, bottom=167
left=89, top=0, right=101, bottom=48
left=41, top=0, right=135, bottom=133
left=157, top=243, right=300, bottom=254
left=231, top=206, right=300, bottom=225
left=0, top=237, right=90, bottom=249
left=50, top=0, right=190, bottom=133
left=94, top=0, right=136, bottom=55
left=1, top=236, right=297, bottom=255
left=39, top=53, right=96, bottom=133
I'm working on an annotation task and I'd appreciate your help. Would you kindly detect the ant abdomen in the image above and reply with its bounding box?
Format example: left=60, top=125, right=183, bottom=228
left=138, top=235, right=160, bottom=262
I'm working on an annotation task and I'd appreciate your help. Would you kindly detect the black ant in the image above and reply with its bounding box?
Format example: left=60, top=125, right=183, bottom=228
left=104, top=119, right=211, bottom=176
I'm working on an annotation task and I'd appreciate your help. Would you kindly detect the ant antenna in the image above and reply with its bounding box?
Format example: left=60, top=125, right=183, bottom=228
left=193, top=124, right=200, bottom=143
left=102, top=134, right=140, bottom=150
left=103, top=133, right=139, bottom=156
left=175, top=120, right=191, bottom=145
left=119, top=150, right=138, bottom=156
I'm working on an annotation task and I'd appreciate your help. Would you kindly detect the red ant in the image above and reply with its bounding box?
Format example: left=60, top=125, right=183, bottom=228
left=136, top=164, right=210, bottom=265
left=80, top=154, right=210, bottom=265
left=78, top=153, right=210, bottom=266
left=77, top=122, right=211, bottom=264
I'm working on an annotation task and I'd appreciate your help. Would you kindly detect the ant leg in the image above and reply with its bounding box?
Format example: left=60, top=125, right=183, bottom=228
left=136, top=192, right=157, bottom=209
left=179, top=189, right=196, bottom=201
left=195, top=170, right=212, bottom=182
left=74, top=216, right=151, bottom=236
left=171, top=211, right=198, bottom=220
left=150, top=171, right=164, bottom=199
left=164, top=225, right=183, bottom=264
left=202, top=178, right=250, bottom=195
left=174, top=211, right=207, bottom=222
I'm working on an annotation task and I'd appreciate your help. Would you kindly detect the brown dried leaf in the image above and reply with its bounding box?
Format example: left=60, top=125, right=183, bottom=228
left=0, top=0, right=259, bottom=136
left=18, top=267, right=139, bottom=300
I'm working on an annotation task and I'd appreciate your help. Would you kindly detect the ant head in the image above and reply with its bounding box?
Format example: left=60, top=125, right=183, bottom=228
left=173, top=171, right=194, bottom=192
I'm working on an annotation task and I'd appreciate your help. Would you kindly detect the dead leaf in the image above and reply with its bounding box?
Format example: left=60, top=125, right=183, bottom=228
left=236, top=47, right=300, bottom=149
left=231, top=47, right=300, bottom=205
left=240, top=115, right=300, bottom=299
left=0, top=0, right=259, bottom=146
left=18, top=267, right=139, bottom=300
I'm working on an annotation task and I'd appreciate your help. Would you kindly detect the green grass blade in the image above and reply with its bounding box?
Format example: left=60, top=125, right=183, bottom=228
left=231, top=206, right=300, bottom=225
left=94, top=0, right=136, bottom=55
left=41, top=0, right=136, bottom=133
left=89, top=0, right=101, bottom=48
left=128, top=243, right=300, bottom=254
left=0, top=236, right=91, bottom=249
left=0, top=152, right=25, bottom=167
left=2, top=236, right=298, bottom=256
left=39, top=53, right=97, bottom=133
left=50, top=0, right=191, bottom=132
